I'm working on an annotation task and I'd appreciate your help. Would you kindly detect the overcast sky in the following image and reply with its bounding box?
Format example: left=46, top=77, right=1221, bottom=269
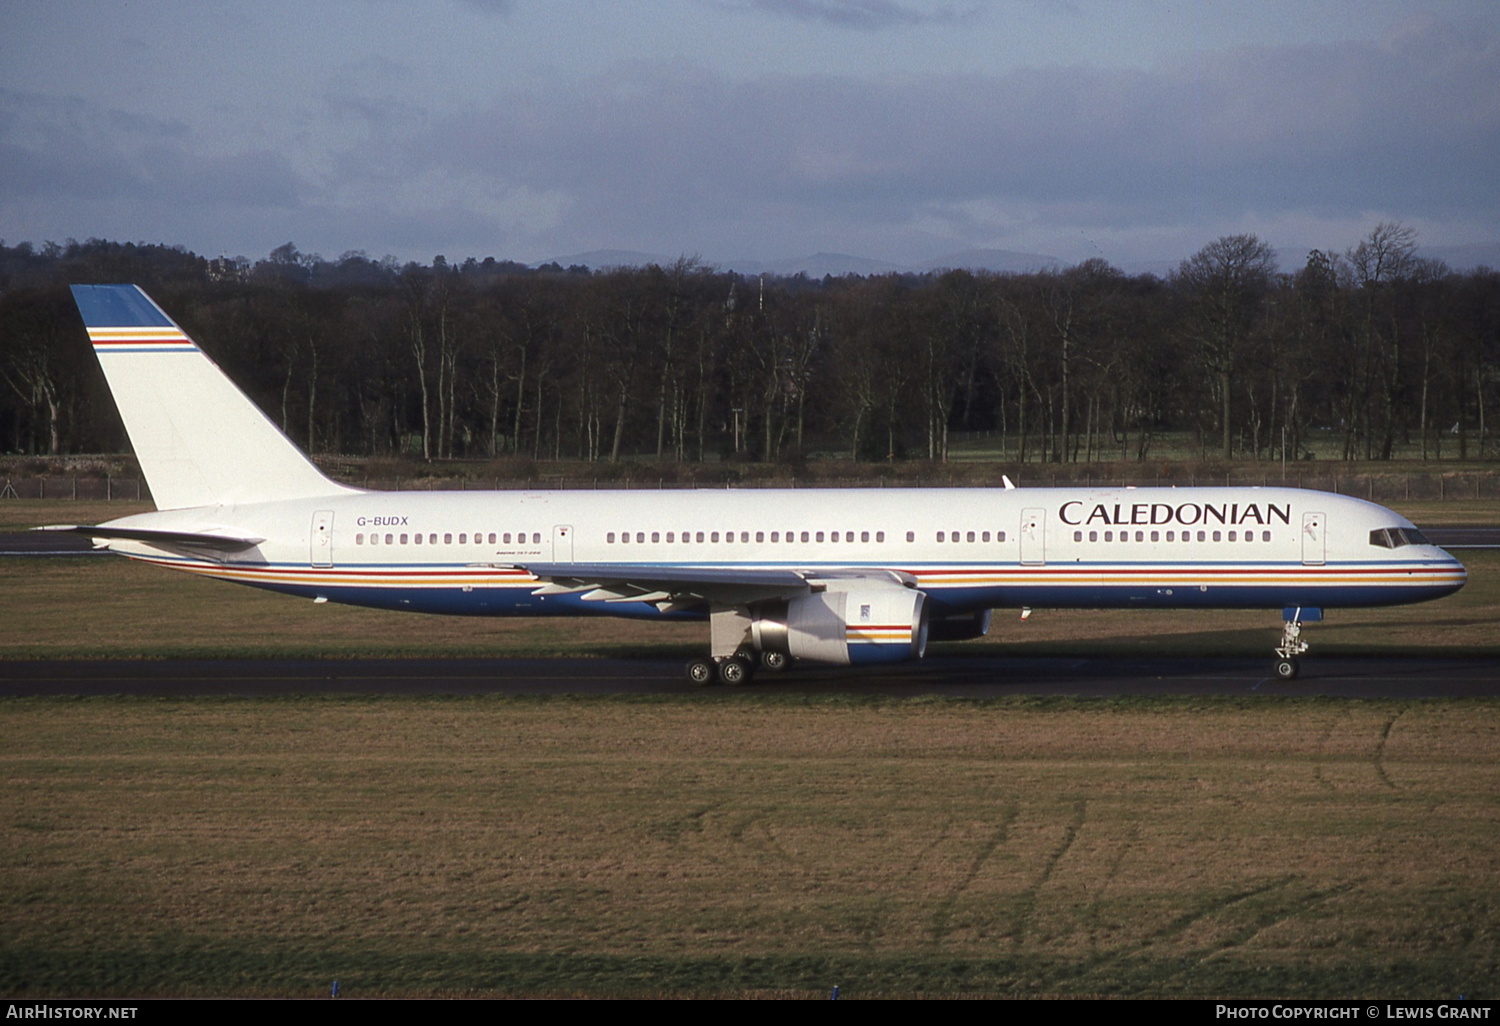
left=2, top=0, right=1497, bottom=269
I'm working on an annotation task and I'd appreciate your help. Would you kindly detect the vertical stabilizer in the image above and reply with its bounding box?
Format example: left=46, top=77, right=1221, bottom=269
left=71, top=284, right=353, bottom=510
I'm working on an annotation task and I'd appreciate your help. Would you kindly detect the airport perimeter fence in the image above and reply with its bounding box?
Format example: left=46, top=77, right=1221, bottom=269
left=3, top=469, right=1500, bottom=504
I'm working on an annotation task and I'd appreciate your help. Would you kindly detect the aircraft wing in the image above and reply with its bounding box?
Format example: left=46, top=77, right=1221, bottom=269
left=510, top=562, right=915, bottom=611
left=34, top=524, right=266, bottom=552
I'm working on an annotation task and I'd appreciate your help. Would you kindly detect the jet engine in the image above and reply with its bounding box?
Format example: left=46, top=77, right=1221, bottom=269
left=751, top=582, right=929, bottom=666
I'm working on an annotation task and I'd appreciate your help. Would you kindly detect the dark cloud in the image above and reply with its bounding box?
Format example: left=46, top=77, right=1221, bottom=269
left=391, top=15, right=1496, bottom=257
left=5, top=15, right=1495, bottom=265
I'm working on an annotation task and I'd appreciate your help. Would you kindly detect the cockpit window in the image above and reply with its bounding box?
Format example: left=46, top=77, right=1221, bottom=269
left=1370, top=527, right=1431, bottom=549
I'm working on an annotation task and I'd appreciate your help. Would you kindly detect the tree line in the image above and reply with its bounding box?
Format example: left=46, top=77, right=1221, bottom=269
left=2, top=227, right=1497, bottom=465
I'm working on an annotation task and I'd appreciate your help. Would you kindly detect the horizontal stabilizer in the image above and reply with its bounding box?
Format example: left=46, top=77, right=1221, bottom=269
left=34, top=524, right=265, bottom=552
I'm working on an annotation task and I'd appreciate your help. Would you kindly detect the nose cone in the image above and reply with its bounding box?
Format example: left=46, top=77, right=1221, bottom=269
left=1435, top=550, right=1467, bottom=597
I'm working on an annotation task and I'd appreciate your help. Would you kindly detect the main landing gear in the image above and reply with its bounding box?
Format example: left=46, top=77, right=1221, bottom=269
left=685, top=649, right=791, bottom=686
left=1274, top=610, right=1315, bottom=680
left=686, top=605, right=795, bottom=686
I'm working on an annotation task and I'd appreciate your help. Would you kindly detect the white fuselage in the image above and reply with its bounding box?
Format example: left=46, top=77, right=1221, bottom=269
left=97, top=485, right=1466, bottom=619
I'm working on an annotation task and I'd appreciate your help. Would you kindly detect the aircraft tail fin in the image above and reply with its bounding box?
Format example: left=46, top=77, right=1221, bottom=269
left=70, top=284, right=354, bottom=510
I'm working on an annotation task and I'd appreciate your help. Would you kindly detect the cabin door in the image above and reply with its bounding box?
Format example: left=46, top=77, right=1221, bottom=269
left=311, top=510, right=334, bottom=567
left=553, top=524, right=574, bottom=563
left=1020, top=507, right=1046, bottom=565
left=1301, top=511, right=1326, bottom=565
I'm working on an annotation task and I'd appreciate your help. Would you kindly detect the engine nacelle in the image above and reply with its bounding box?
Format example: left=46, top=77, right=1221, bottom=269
left=751, top=583, right=929, bottom=666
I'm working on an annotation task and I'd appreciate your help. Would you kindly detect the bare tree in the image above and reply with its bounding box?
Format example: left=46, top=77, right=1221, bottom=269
left=1175, top=235, right=1278, bottom=459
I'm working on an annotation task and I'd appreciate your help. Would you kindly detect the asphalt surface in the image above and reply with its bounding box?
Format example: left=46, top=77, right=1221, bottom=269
left=2, top=655, right=1498, bottom=698
left=5, top=526, right=1499, bottom=555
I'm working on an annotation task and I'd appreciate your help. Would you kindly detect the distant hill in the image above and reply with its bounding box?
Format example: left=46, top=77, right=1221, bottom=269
left=919, top=248, right=1061, bottom=273
left=544, top=248, right=1063, bottom=277
left=539, top=249, right=677, bottom=270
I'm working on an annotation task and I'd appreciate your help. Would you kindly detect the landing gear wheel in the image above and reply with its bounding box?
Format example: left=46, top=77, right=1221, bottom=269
left=686, top=658, right=717, bottom=686
left=1275, top=658, right=1300, bottom=680
left=759, top=650, right=790, bottom=673
left=718, top=657, right=753, bottom=686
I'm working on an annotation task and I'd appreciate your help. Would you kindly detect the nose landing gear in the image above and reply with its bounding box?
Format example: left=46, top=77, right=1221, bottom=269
left=1274, top=608, right=1319, bottom=680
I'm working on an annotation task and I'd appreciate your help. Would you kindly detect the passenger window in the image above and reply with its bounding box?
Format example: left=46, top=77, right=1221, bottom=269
left=1212, top=530, right=1222, bottom=542
left=1073, top=530, right=1082, bottom=542
left=491, top=533, right=499, bottom=544
left=801, top=531, right=810, bottom=543
left=905, top=531, right=914, bottom=543
left=1135, top=531, right=1143, bottom=542
left=1104, top=531, right=1113, bottom=542
left=967, top=531, right=975, bottom=543
left=667, top=532, right=675, bottom=543
left=997, top=531, right=1006, bottom=542
left=1228, top=531, right=1237, bottom=542
left=1196, top=531, right=1205, bottom=542
left=937, top=532, right=945, bottom=542
left=876, top=531, right=885, bottom=542
left=1262, top=531, right=1271, bottom=542
left=413, top=533, right=423, bottom=545
left=355, top=533, right=364, bottom=545
left=651, top=532, right=659, bottom=543
left=756, top=531, right=764, bottom=543
left=741, top=532, right=749, bottom=543
left=771, top=532, right=779, bottom=543
left=816, top=531, right=825, bottom=542
left=982, top=531, right=990, bottom=542
left=861, top=531, right=870, bottom=543
left=1089, top=530, right=1097, bottom=542
left=711, top=532, right=719, bottom=543
left=400, top=533, right=409, bottom=545
left=1150, top=531, right=1159, bottom=542
left=1166, top=531, right=1174, bottom=542
left=386, top=534, right=393, bottom=545
left=696, top=532, right=705, bottom=543
left=444, top=533, right=452, bottom=545
left=607, top=532, right=615, bottom=543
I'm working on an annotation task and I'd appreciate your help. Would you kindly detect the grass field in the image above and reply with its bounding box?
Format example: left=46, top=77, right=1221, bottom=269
left=3, top=694, right=1499, bottom=998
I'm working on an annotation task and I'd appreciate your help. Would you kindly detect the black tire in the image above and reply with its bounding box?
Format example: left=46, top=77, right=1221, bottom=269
left=686, top=658, right=717, bottom=686
left=759, top=650, right=790, bottom=673
left=1275, top=658, right=1300, bottom=680
left=718, top=657, right=753, bottom=686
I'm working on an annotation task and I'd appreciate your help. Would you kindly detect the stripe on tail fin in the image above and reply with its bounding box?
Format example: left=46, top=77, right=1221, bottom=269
left=71, top=284, right=355, bottom=510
